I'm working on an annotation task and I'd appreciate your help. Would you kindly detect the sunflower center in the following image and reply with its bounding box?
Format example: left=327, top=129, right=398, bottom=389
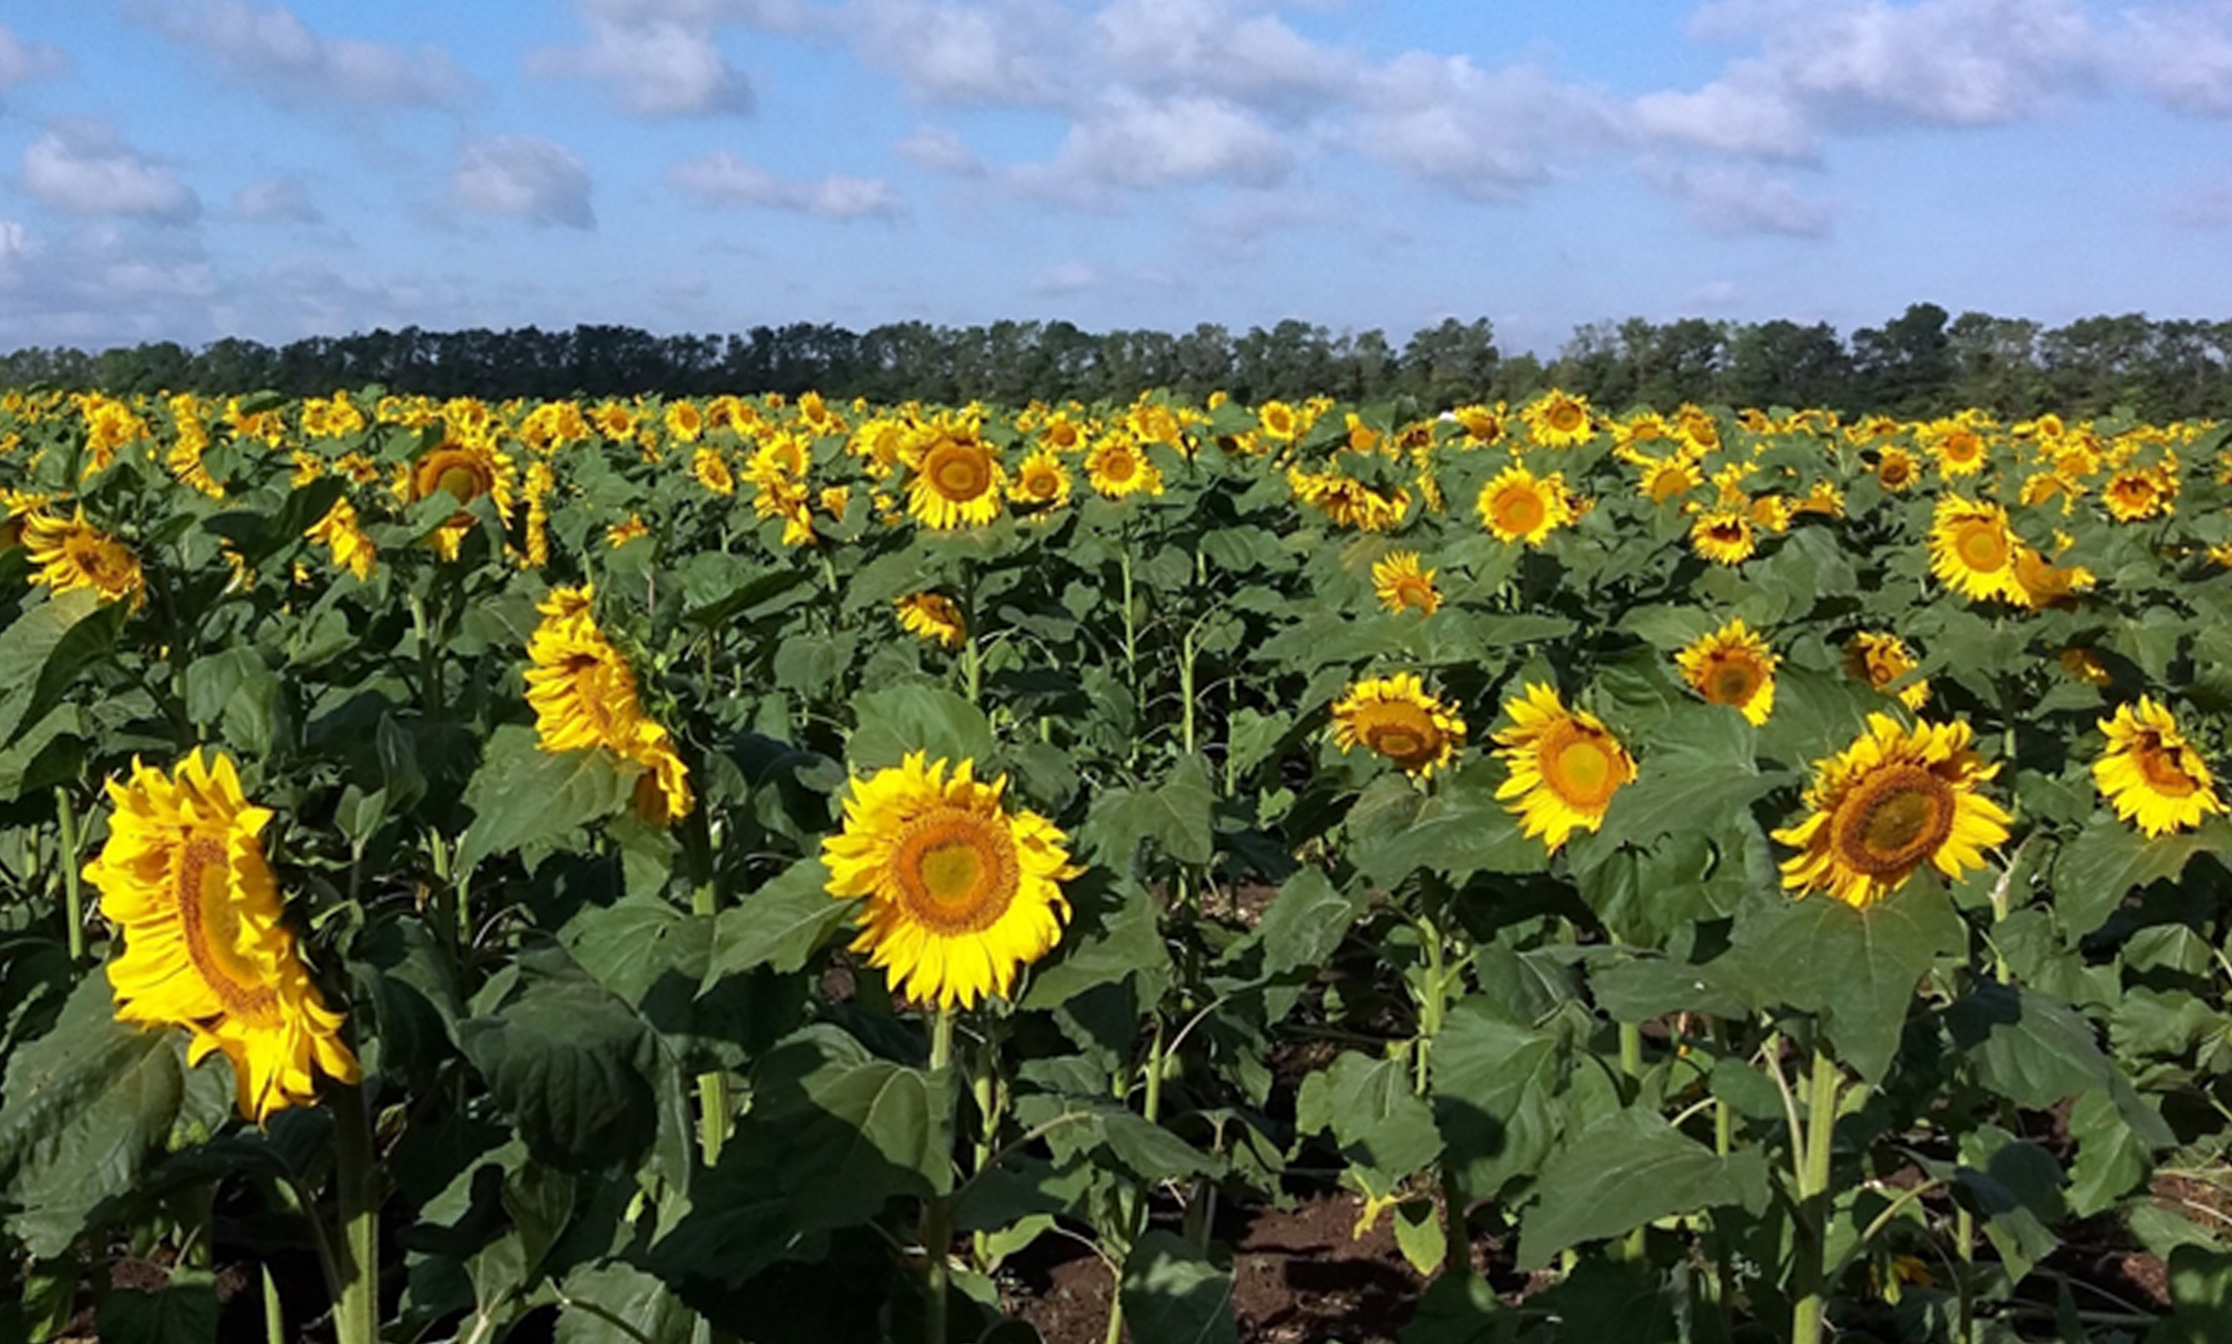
left=1880, top=457, right=1914, bottom=486
left=1355, top=702, right=1443, bottom=768
left=1101, top=450, right=1139, bottom=483
left=1025, top=468, right=1058, bottom=498
left=175, top=832, right=279, bottom=1021
left=1393, top=576, right=1435, bottom=612
left=1944, top=431, right=1980, bottom=462
left=1548, top=403, right=1584, bottom=433
left=925, top=443, right=993, bottom=502
left=1538, top=721, right=1624, bottom=809
left=1493, top=486, right=1546, bottom=535
left=1704, top=657, right=1763, bottom=707
left=1952, top=521, right=2008, bottom=573
left=890, top=808, right=1019, bottom=935
left=1832, top=764, right=1955, bottom=876
left=2134, top=738, right=2201, bottom=798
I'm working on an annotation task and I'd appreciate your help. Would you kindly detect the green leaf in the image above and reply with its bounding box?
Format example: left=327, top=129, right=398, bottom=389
left=1293, top=1051, right=1442, bottom=1185
left=555, top=1263, right=699, bottom=1344
left=703, top=858, right=850, bottom=983
left=1020, top=880, right=1172, bottom=1009
left=2051, top=813, right=2232, bottom=934
left=0, top=974, right=189, bottom=1257
left=1515, top=1107, right=1766, bottom=1270
left=846, top=683, right=994, bottom=772
left=1247, top=867, right=1365, bottom=978
left=1716, top=885, right=1965, bottom=1082
left=1591, top=706, right=1791, bottom=851
left=1945, top=982, right=2112, bottom=1109
left=0, top=589, right=124, bottom=748
left=98, top=1267, right=219, bottom=1344
left=1083, top=755, right=1215, bottom=870
left=1429, top=1002, right=1562, bottom=1204
left=1953, top=1126, right=2064, bottom=1284
left=455, top=949, right=658, bottom=1172
left=1120, top=1230, right=1237, bottom=1344
left=2148, top=1244, right=2232, bottom=1344
left=1351, top=762, right=1540, bottom=886
left=458, top=726, right=636, bottom=871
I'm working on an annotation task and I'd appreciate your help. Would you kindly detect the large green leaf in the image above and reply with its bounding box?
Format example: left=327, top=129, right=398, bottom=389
left=0, top=974, right=190, bottom=1257
left=98, top=1267, right=219, bottom=1344
left=1944, top=982, right=2112, bottom=1109
left=1351, top=763, right=1540, bottom=886
left=702, top=857, right=850, bottom=983
left=845, top=683, right=994, bottom=772
left=1515, top=1107, right=1766, bottom=1270
left=458, top=725, right=636, bottom=871
left=1083, top=754, right=1216, bottom=869
left=1294, top=1051, right=1442, bottom=1188
left=0, top=589, right=125, bottom=748
left=1120, top=1230, right=1238, bottom=1344
left=455, top=949, right=659, bottom=1172
left=1429, top=1001, right=1562, bottom=1203
left=2051, top=813, right=2232, bottom=934
left=1246, top=866, right=1367, bottom=978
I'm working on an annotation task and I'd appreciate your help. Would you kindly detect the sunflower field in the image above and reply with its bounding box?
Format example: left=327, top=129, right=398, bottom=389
left=1, top=383, right=2231, bottom=1344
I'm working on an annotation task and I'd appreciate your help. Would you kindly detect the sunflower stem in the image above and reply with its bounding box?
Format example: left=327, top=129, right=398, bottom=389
left=692, top=874, right=731, bottom=1166
left=55, top=785, right=84, bottom=964
left=1790, top=1043, right=1843, bottom=1344
left=922, top=1006, right=959, bottom=1344
left=262, top=1263, right=285, bottom=1344
left=328, top=1082, right=381, bottom=1344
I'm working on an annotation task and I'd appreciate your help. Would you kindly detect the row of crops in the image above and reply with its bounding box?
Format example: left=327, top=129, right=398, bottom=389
left=0, top=383, right=2229, bottom=1343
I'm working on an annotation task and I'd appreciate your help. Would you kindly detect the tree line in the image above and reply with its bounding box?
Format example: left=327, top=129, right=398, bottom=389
left=2, top=304, right=2227, bottom=419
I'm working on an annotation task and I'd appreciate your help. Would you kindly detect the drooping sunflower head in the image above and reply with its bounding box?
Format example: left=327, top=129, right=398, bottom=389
left=1476, top=464, right=1574, bottom=546
left=1689, top=509, right=1756, bottom=566
left=412, top=440, right=508, bottom=513
left=1330, top=673, right=1465, bottom=777
left=2094, top=697, right=2226, bottom=837
left=2010, top=544, right=2094, bottom=611
left=1370, top=551, right=1442, bottom=616
left=896, top=591, right=967, bottom=649
left=1844, top=631, right=1930, bottom=710
left=905, top=418, right=1007, bottom=529
left=1492, top=683, right=1636, bottom=852
left=23, top=508, right=147, bottom=610
left=2059, top=647, right=2112, bottom=686
left=1675, top=618, right=1779, bottom=725
left=87, top=749, right=361, bottom=1123
left=1927, top=497, right=2022, bottom=603
left=822, top=753, right=1079, bottom=1010
left=1452, top=404, right=1504, bottom=446
left=1772, top=714, right=2010, bottom=908
left=692, top=446, right=736, bottom=497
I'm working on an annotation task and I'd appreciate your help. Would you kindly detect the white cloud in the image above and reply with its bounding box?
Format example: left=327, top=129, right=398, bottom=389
left=669, top=152, right=908, bottom=217
left=126, top=0, right=471, bottom=111
left=22, top=124, right=201, bottom=223
left=896, top=125, right=985, bottom=175
left=845, top=0, right=1069, bottom=105
left=1632, top=78, right=1816, bottom=159
left=1091, top=0, right=1346, bottom=108
left=2116, top=4, right=2232, bottom=115
left=1350, top=55, right=1617, bottom=198
left=0, top=24, right=68, bottom=88
left=1642, top=160, right=1833, bottom=237
left=1032, top=261, right=1099, bottom=294
left=235, top=176, right=323, bottom=223
left=0, top=219, right=30, bottom=267
left=526, top=16, right=754, bottom=117
left=1032, top=91, right=1295, bottom=194
left=454, top=137, right=596, bottom=229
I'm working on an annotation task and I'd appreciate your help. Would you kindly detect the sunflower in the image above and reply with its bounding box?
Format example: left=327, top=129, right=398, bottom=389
left=1675, top=618, right=1778, bottom=725
left=1689, top=509, right=1756, bottom=566
left=2094, top=698, right=2226, bottom=837
left=1258, top=400, right=1300, bottom=441
left=2102, top=466, right=2176, bottom=522
left=905, top=420, right=1007, bottom=529
left=2009, top=544, right=2094, bottom=610
left=1476, top=464, right=1574, bottom=545
left=1289, top=468, right=1409, bottom=531
left=1086, top=434, right=1164, bottom=499
left=2059, top=647, right=2112, bottom=686
left=822, top=753, right=1078, bottom=1010
left=1927, top=497, right=2022, bottom=603
left=1845, top=632, right=1931, bottom=710
left=523, top=585, right=693, bottom=824
left=86, top=749, right=361, bottom=1123
left=1637, top=455, right=1702, bottom=504
left=896, top=592, right=967, bottom=649
left=1451, top=404, right=1504, bottom=446
left=1875, top=447, right=1922, bottom=493
left=1330, top=674, right=1465, bottom=777
left=1009, top=449, right=1073, bottom=509
left=1521, top=390, right=1595, bottom=447
left=1927, top=424, right=1988, bottom=478
left=1773, top=714, right=2010, bottom=908
left=1492, top=683, right=1636, bottom=852
left=304, top=497, right=377, bottom=581
left=692, top=446, right=736, bottom=497
left=24, top=509, right=147, bottom=610
left=1371, top=551, right=1441, bottom=616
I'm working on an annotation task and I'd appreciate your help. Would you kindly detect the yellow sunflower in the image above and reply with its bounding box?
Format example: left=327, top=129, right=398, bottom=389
left=524, top=585, right=693, bottom=824
left=2102, top=466, right=2176, bottom=521
left=1637, top=455, right=1702, bottom=504
left=1521, top=389, right=1595, bottom=447
left=1329, top=673, right=1465, bottom=777
left=1476, top=464, right=1574, bottom=545
left=905, top=419, right=1007, bottom=528
left=1675, top=618, right=1778, bottom=725
left=822, top=753, right=1078, bottom=1009
left=1492, top=683, right=1636, bottom=852
left=1370, top=551, right=1442, bottom=616
left=896, top=592, right=967, bottom=649
left=2093, top=698, right=2226, bottom=837
left=1689, top=509, right=1756, bottom=565
left=86, top=749, right=361, bottom=1123
left=303, top=497, right=377, bottom=581
left=1875, top=447, right=1922, bottom=493
left=1927, top=497, right=2022, bottom=603
left=23, top=508, right=147, bottom=610
left=2009, top=544, right=2094, bottom=611
left=692, top=446, right=736, bottom=497
left=1085, top=434, right=1164, bottom=499
left=1009, top=449, right=1074, bottom=509
left=1845, top=632, right=1931, bottom=710
left=1258, top=400, right=1300, bottom=441
left=1773, top=714, right=2010, bottom=908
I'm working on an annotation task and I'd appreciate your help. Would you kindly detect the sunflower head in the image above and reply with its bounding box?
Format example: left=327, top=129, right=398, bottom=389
left=1476, top=464, right=1574, bottom=545
left=1875, top=447, right=1921, bottom=493
left=1009, top=449, right=1074, bottom=509
left=822, top=753, right=1079, bottom=1009
left=905, top=418, right=1007, bottom=529
left=1845, top=632, right=1930, bottom=710
left=1675, top=618, right=1778, bottom=725
left=1772, top=714, right=2010, bottom=908
left=1492, top=683, right=1635, bottom=852
left=87, top=749, right=361, bottom=1123
left=1689, top=509, right=1756, bottom=566
left=2094, top=697, right=2226, bottom=837
left=1522, top=390, right=1595, bottom=447
left=23, top=509, right=147, bottom=610
left=896, top=591, right=968, bottom=649
left=1371, top=551, right=1441, bottom=616
left=1086, top=434, right=1164, bottom=499
left=1927, top=497, right=2021, bottom=603
left=1330, top=673, right=1465, bottom=777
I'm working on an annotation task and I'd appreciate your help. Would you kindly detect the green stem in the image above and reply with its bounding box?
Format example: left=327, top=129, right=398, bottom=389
left=692, top=874, right=730, bottom=1166
left=922, top=1006, right=958, bottom=1344
left=1791, top=1045, right=1843, bottom=1344
left=262, top=1264, right=285, bottom=1344
left=55, top=786, right=84, bottom=964
left=1619, top=1021, right=1644, bottom=1089
left=969, top=1020, right=1002, bottom=1271
left=328, top=1083, right=380, bottom=1344
left=1104, top=1019, right=1169, bottom=1344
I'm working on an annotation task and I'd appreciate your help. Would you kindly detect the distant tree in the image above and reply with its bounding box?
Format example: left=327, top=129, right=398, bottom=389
left=1850, top=302, right=1956, bottom=416
left=1723, top=320, right=1853, bottom=411
left=1399, top=317, right=1499, bottom=409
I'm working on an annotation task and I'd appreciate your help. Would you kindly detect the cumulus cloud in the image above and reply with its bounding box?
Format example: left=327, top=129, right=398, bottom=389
left=235, top=176, right=323, bottom=223
left=22, top=123, right=202, bottom=223
left=527, top=16, right=754, bottom=116
left=668, top=152, right=907, bottom=217
left=1091, top=0, right=1347, bottom=109
left=125, top=0, right=471, bottom=111
left=1350, top=55, right=1617, bottom=198
left=1642, top=160, right=1833, bottom=237
left=896, top=125, right=985, bottom=175
left=1029, top=91, right=1295, bottom=196
left=0, top=24, right=68, bottom=89
left=2116, top=4, right=2232, bottom=116
left=454, top=137, right=596, bottom=229
left=1032, top=262, right=1099, bottom=295
left=0, top=219, right=30, bottom=267
left=845, top=0, right=1070, bottom=105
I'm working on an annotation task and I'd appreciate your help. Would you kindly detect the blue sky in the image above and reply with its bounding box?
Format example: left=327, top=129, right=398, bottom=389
left=0, top=0, right=2228, bottom=356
